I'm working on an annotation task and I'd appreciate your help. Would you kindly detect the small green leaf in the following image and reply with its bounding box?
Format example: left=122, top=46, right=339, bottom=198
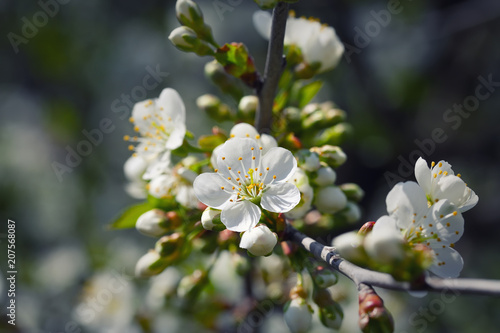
left=109, top=201, right=154, bottom=229
left=294, top=81, right=323, bottom=108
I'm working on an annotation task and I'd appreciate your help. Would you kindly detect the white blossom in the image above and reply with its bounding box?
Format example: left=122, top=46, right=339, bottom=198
left=194, top=137, right=300, bottom=232
left=332, top=231, right=365, bottom=263
left=253, top=11, right=344, bottom=73
left=239, top=224, right=278, bottom=256
left=414, top=157, right=478, bottom=212
left=385, top=181, right=465, bottom=278
left=126, top=88, right=186, bottom=157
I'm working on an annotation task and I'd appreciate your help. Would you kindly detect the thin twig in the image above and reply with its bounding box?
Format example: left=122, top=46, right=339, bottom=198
left=286, top=224, right=500, bottom=296
left=255, top=1, right=288, bottom=133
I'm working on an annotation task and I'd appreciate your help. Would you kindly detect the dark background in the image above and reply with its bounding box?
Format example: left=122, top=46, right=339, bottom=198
left=1, top=0, right=500, bottom=332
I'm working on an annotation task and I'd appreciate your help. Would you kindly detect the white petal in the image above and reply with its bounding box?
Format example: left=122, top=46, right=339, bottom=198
left=372, top=215, right=398, bottom=233
left=261, top=182, right=301, bottom=213
left=165, top=123, right=186, bottom=150
left=260, top=134, right=277, bottom=154
left=176, top=185, right=198, bottom=209
left=414, top=157, right=432, bottom=194
left=157, top=88, right=186, bottom=123
left=193, top=173, right=233, bottom=209
left=429, top=247, right=463, bottom=278
left=131, top=99, right=156, bottom=135
left=124, top=154, right=149, bottom=182
left=217, top=138, right=260, bottom=181
left=261, top=147, right=297, bottom=183
left=230, top=123, right=259, bottom=140
left=387, top=181, right=428, bottom=214
left=149, top=174, right=175, bottom=198
left=252, top=11, right=272, bottom=40
left=210, top=144, right=224, bottom=170
left=459, top=188, right=478, bottom=212
left=221, top=201, right=261, bottom=232
left=434, top=175, right=467, bottom=206
left=431, top=200, right=464, bottom=244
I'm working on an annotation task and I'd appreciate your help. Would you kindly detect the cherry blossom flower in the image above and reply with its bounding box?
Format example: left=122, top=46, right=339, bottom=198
left=193, top=137, right=300, bottom=232
left=383, top=181, right=465, bottom=278
left=253, top=11, right=344, bottom=73
left=125, top=88, right=186, bottom=158
left=414, top=157, right=478, bottom=212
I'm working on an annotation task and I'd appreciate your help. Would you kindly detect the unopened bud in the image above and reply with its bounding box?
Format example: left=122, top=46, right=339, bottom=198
left=312, top=163, right=337, bottom=186
left=296, top=149, right=321, bottom=171
left=135, top=250, right=168, bottom=278
left=310, top=145, right=347, bottom=168
left=239, top=224, right=278, bottom=256
left=340, top=183, right=365, bottom=202
left=313, top=288, right=343, bottom=330
left=302, top=105, right=346, bottom=131
left=314, top=186, right=347, bottom=214
left=311, top=267, right=338, bottom=289
left=358, top=221, right=375, bottom=236
left=231, top=252, right=251, bottom=276
left=177, top=269, right=208, bottom=300
left=204, top=60, right=244, bottom=100
left=238, top=95, right=258, bottom=120
left=136, top=209, right=180, bottom=238
left=168, top=26, right=214, bottom=56
left=281, top=132, right=303, bottom=150
left=341, top=202, right=362, bottom=224
left=175, top=0, right=217, bottom=46
left=332, top=231, right=366, bottom=263
left=282, top=107, right=302, bottom=132
left=196, top=94, right=233, bottom=122
left=284, top=297, right=313, bottom=333
left=358, top=286, right=394, bottom=333
left=201, top=207, right=224, bottom=231
left=155, top=233, right=184, bottom=262
left=313, top=123, right=353, bottom=146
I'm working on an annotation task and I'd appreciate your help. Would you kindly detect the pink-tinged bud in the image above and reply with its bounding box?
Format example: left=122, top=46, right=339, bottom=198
left=281, top=241, right=298, bottom=256
left=282, top=132, right=303, bottom=150
left=358, top=285, right=394, bottom=333
left=358, top=221, right=376, bottom=236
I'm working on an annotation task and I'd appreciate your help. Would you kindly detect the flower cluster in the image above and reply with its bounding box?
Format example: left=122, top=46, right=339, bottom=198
left=334, top=157, right=478, bottom=279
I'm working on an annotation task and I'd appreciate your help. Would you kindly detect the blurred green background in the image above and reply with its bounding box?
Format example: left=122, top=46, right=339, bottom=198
left=1, top=0, right=500, bottom=332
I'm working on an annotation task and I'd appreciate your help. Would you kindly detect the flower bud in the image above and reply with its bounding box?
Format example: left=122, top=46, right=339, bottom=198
left=136, top=209, right=170, bottom=237
left=135, top=250, right=168, bottom=278
left=358, top=221, right=375, bottom=236
left=314, top=186, right=347, bottom=214
left=201, top=207, right=224, bottom=231
left=168, top=26, right=214, bottom=56
left=239, top=224, right=278, bottom=256
left=282, top=107, right=302, bottom=132
left=238, top=95, right=258, bottom=120
left=155, top=233, right=184, bottom=262
left=253, top=0, right=278, bottom=10
left=340, top=183, right=365, bottom=202
left=340, top=202, right=362, bottom=224
left=281, top=132, right=303, bottom=150
left=358, top=286, right=394, bottom=333
left=231, top=252, right=251, bottom=276
left=310, top=145, right=347, bottom=168
left=196, top=94, right=233, bottom=122
left=284, top=297, right=313, bottom=333
left=332, top=231, right=366, bottom=263
left=296, top=149, right=321, bottom=171
left=302, top=105, right=346, bottom=131
left=313, top=288, right=343, bottom=330
left=177, top=269, right=208, bottom=300
left=204, top=60, right=244, bottom=100
left=311, top=267, right=338, bottom=289
left=312, top=164, right=337, bottom=186
left=313, top=123, right=353, bottom=146
left=175, top=0, right=217, bottom=46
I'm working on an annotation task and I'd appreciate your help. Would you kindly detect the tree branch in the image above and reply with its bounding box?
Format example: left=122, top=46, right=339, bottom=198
left=255, top=1, right=288, bottom=133
left=285, top=224, right=500, bottom=296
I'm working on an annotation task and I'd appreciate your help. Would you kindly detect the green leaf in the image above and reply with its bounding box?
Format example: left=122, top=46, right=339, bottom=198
left=295, top=81, right=323, bottom=108
left=109, top=201, right=154, bottom=229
